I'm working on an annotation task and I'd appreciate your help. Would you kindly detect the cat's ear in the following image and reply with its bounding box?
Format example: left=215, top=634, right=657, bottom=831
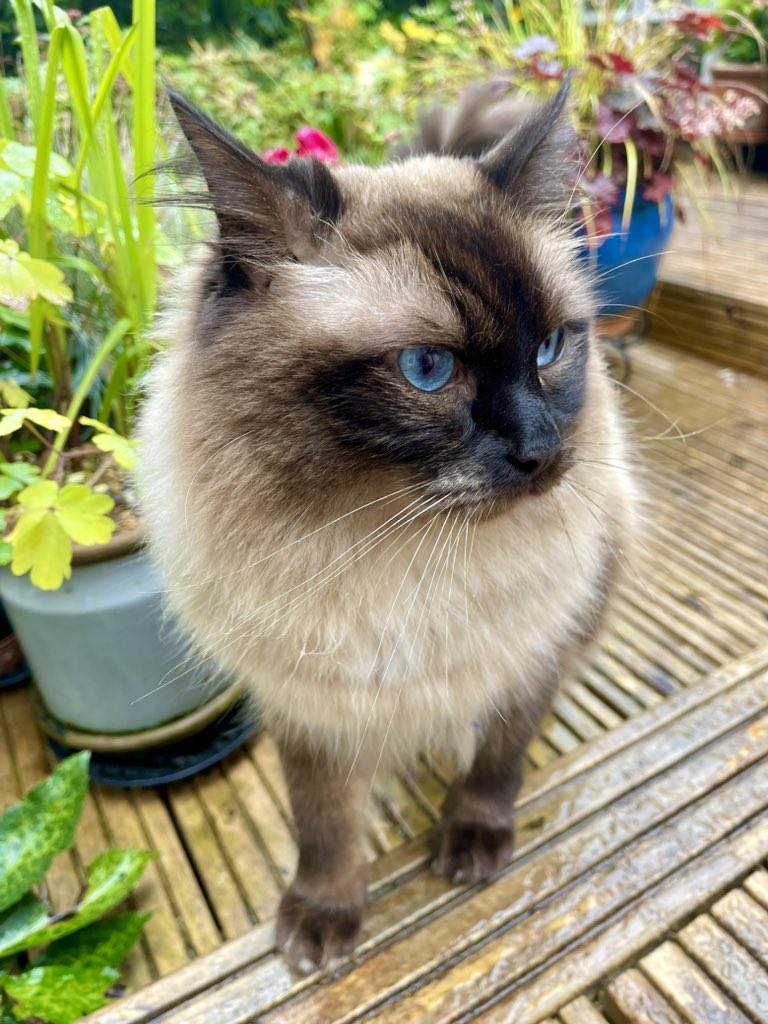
left=477, top=79, right=576, bottom=210
left=167, top=90, right=343, bottom=288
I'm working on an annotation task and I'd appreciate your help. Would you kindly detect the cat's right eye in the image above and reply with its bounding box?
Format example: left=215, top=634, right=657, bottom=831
left=397, top=346, right=456, bottom=392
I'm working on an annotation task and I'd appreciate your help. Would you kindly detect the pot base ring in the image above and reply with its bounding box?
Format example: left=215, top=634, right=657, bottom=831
left=46, top=697, right=260, bottom=788
left=32, top=679, right=248, bottom=753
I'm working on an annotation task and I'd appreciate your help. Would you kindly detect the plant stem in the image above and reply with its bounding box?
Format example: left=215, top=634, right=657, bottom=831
left=41, top=318, right=131, bottom=478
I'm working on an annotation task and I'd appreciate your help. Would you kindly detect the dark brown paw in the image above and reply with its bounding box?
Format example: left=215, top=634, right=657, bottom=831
left=276, top=887, right=365, bottom=974
left=432, top=821, right=516, bottom=884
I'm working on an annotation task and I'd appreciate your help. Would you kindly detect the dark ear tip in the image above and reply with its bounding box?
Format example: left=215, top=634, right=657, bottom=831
left=550, top=74, right=572, bottom=116
left=165, top=87, right=197, bottom=123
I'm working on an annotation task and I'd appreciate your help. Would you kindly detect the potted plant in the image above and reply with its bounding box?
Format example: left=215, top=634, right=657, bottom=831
left=711, top=0, right=768, bottom=144
left=410, top=0, right=761, bottom=322
left=0, top=0, right=249, bottom=781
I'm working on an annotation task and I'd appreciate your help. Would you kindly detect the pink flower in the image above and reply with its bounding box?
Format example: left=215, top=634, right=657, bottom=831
left=295, top=128, right=340, bottom=164
left=261, top=147, right=292, bottom=165
left=260, top=128, right=340, bottom=167
left=643, top=172, right=675, bottom=202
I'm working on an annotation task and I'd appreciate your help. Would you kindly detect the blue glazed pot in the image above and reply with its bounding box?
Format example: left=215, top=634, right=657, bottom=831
left=582, top=193, right=675, bottom=318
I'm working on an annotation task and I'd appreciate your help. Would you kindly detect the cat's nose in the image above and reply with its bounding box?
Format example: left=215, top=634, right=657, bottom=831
left=506, top=445, right=560, bottom=479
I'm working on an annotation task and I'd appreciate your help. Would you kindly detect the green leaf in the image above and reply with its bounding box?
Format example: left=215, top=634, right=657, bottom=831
left=0, top=964, right=118, bottom=1024
left=9, top=507, right=73, bottom=590
left=36, top=913, right=149, bottom=972
left=0, top=542, right=12, bottom=566
left=55, top=485, right=115, bottom=546
left=0, top=462, right=40, bottom=485
left=0, top=893, right=49, bottom=954
left=0, top=464, right=38, bottom=502
left=0, top=753, right=90, bottom=915
left=0, top=170, right=22, bottom=203
left=0, top=142, right=72, bottom=180
left=0, top=850, right=154, bottom=957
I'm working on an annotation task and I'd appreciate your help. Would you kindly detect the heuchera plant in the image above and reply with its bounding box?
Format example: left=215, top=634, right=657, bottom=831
left=445, top=1, right=761, bottom=236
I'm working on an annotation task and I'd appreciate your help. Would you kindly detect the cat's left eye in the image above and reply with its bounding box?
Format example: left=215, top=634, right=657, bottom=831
left=397, top=346, right=456, bottom=392
left=537, top=326, right=567, bottom=369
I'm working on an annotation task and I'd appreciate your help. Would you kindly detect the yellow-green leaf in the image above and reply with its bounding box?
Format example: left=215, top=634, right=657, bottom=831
left=78, top=417, right=138, bottom=469
left=9, top=507, right=73, bottom=590
left=0, top=380, right=31, bottom=409
left=0, top=408, right=72, bottom=437
left=0, top=409, right=25, bottom=436
left=78, top=415, right=115, bottom=436
left=0, top=240, right=73, bottom=311
left=23, top=408, right=72, bottom=433
left=92, top=433, right=138, bottom=470
left=0, top=246, right=37, bottom=314
left=16, top=481, right=60, bottom=510
left=55, top=485, right=115, bottom=546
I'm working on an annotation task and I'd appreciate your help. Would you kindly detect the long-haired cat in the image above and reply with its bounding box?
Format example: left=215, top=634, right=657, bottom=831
left=138, top=82, right=636, bottom=973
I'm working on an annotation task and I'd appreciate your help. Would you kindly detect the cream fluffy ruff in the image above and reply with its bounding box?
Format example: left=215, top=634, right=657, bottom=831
left=139, top=322, right=633, bottom=775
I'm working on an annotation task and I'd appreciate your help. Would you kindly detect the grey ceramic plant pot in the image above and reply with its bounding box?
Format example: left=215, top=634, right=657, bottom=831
left=0, top=530, right=233, bottom=741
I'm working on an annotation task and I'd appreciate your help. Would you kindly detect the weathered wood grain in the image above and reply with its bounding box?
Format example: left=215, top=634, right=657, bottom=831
left=604, top=968, right=686, bottom=1024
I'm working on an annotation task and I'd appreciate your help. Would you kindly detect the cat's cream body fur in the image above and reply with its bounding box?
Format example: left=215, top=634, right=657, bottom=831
left=140, top=91, right=638, bottom=967
left=139, top=160, right=634, bottom=772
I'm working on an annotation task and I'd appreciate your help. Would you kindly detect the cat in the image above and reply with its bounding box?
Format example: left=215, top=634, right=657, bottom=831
left=138, top=81, right=637, bottom=974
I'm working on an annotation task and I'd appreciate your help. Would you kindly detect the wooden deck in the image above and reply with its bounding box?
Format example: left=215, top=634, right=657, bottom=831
left=2, top=181, right=768, bottom=1024
left=650, top=177, right=768, bottom=376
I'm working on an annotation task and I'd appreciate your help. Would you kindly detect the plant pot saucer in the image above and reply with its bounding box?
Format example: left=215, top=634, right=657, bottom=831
left=46, top=697, right=260, bottom=788
left=32, top=678, right=248, bottom=752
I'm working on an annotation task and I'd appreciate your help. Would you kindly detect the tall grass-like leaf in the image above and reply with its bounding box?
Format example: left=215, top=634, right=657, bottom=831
left=73, top=23, right=139, bottom=188
left=27, top=25, right=65, bottom=376
left=0, top=76, right=15, bottom=140
left=0, top=752, right=90, bottom=914
left=132, top=0, right=157, bottom=315
left=9, top=0, right=42, bottom=132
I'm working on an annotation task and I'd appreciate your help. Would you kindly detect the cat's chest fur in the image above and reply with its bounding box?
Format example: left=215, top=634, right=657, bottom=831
left=141, top=351, right=622, bottom=768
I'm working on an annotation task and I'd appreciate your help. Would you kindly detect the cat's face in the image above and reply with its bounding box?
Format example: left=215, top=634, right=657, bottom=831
left=167, top=89, right=598, bottom=520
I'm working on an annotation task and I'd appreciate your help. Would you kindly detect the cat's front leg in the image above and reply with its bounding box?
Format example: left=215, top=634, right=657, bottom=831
left=275, top=734, right=368, bottom=974
left=433, top=682, right=555, bottom=884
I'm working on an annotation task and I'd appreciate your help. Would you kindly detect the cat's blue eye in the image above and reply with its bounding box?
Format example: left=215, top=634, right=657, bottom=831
left=537, top=326, right=567, bottom=369
left=397, top=346, right=456, bottom=392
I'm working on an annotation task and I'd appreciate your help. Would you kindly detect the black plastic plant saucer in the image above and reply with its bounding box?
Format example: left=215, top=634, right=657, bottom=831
left=0, top=662, right=31, bottom=691
left=48, top=698, right=259, bottom=788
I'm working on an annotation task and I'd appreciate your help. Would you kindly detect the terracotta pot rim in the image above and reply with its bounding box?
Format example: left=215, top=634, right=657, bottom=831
left=71, top=522, right=147, bottom=567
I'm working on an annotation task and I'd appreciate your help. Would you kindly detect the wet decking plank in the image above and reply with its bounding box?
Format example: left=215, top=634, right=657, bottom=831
left=0, top=305, right=765, bottom=1020
left=84, top=648, right=768, bottom=1023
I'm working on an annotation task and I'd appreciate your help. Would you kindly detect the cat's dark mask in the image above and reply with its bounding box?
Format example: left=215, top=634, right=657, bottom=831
left=165, top=85, right=598, bottom=514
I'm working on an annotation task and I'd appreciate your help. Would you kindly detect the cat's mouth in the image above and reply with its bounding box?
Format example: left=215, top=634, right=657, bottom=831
left=427, top=450, right=571, bottom=516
